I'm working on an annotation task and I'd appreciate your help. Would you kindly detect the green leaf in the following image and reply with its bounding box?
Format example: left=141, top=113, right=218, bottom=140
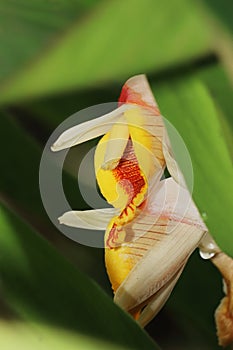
left=197, top=64, right=233, bottom=157
left=201, top=0, right=233, bottom=35
left=0, top=320, right=152, bottom=350
left=0, top=204, right=158, bottom=350
left=0, top=0, right=98, bottom=84
left=153, top=76, right=233, bottom=257
left=0, top=0, right=212, bottom=104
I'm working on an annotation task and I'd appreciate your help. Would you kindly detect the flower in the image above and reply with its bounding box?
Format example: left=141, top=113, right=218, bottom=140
left=52, top=75, right=233, bottom=346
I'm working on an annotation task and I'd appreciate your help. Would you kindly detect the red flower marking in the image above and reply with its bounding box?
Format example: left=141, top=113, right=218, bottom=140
left=106, top=138, right=146, bottom=248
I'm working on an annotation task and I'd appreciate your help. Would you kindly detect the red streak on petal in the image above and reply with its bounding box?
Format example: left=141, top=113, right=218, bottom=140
left=119, top=84, right=160, bottom=115
left=106, top=138, right=146, bottom=248
left=113, top=138, right=145, bottom=205
left=107, top=223, right=119, bottom=247
left=119, top=85, right=148, bottom=108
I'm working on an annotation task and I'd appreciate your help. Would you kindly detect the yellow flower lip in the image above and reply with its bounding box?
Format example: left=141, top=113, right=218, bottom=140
left=94, top=102, right=166, bottom=248
left=95, top=134, right=148, bottom=248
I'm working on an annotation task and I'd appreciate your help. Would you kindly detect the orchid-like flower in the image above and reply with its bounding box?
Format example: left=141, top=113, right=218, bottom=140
left=52, top=75, right=233, bottom=347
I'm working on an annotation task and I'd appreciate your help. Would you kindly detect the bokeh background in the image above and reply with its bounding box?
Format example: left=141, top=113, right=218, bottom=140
left=0, top=1, right=232, bottom=349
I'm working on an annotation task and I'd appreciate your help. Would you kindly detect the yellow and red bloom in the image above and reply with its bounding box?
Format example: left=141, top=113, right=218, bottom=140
left=52, top=75, right=233, bottom=346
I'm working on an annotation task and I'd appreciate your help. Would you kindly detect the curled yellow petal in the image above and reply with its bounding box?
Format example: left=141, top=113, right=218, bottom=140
left=101, top=118, right=129, bottom=171
left=95, top=129, right=147, bottom=214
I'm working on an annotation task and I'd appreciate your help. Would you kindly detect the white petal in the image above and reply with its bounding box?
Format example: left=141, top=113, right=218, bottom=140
left=146, top=178, right=207, bottom=231
left=51, top=104, right=132, bottom=152
left=162, top=130, right=186, bottom=187
left=122, top=75, right=158, bottom=109
left=126, top=110, right=165, bottom=186
left=114, top=223, right=204, bottom=311
left=124, top=178, right=207, bottom=244
left=126, top=107, right=165, bottom=140
left=137, top=263, right=185, bottom=327
left=58, top=208, right=118, bottom=230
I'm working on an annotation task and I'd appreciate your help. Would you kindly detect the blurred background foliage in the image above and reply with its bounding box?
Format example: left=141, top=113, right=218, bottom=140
left=0, top=0, right=232, bottom=349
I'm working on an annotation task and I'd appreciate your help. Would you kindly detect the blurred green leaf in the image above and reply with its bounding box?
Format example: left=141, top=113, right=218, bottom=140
left=0, top=0, right=98, bottom=83
left=0, top=110, right=43, bottom=217
left=197, top=64, right=233, bottom=157
left=0, top=204, right=158, bottom=350
left=154, top=76, right=233, bottom=257
left=0, top=0, right=213, bottom=104
left=0, top=320, right=151, bottom=350
left=201, top=0, right=233, bottom=34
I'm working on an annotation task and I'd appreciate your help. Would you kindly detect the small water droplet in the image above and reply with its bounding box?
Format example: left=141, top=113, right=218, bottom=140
left=199, top=249, right=216, bottom=260
left=199, top=232, right=219, bottom=260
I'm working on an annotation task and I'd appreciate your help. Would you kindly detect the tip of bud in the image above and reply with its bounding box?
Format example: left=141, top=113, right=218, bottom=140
left=58, top=215, right=65, bottom=224
left=50, top=144, right=56, bottom=152
left=50, top=142, right=62, bottom=152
